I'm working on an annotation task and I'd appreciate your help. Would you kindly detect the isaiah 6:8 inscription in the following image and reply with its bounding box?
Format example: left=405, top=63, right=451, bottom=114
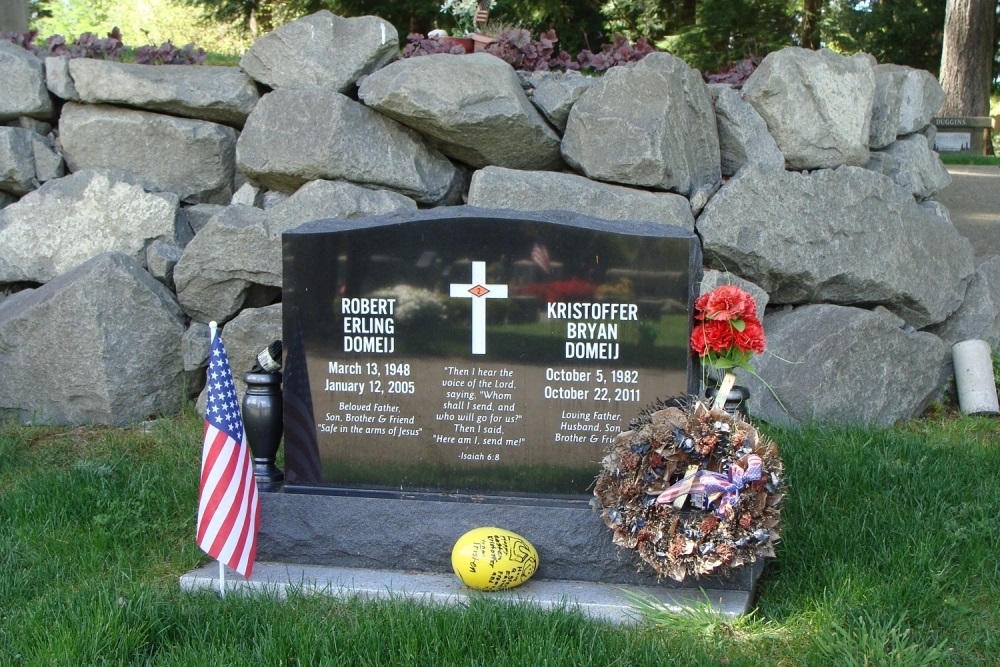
left=282, top=208, right=701, bottom=499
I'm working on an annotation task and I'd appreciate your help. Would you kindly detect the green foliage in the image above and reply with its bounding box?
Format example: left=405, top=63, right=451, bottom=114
left=2, top=411, right=1000, bottom=664
left=31, top=0, right=251, bottom=55
left=665, top=0, right=795, bottom=74
left=822, top=0, right=947, bottom=73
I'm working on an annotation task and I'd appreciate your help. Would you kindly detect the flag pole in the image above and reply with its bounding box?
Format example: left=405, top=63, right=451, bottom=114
left=208, top=321, right=227, bottom=599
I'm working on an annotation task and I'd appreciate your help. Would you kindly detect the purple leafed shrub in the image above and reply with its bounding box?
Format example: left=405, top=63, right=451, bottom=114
left=484, top=28, right=576, bottom=72
left=705, top=57, right=761, bottom=87
left=403, top=29, right=656, bottom=73
left=134, top=41, right=207, bottom=65
left=402, top=33, right=467, bottom=57
left=3, top=28, right=206, bottom=65
left=576, top=35, right=657, bottom=73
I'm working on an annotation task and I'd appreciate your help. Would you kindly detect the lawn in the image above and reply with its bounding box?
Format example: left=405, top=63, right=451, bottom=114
left=1, top=407, right=998, bottom=665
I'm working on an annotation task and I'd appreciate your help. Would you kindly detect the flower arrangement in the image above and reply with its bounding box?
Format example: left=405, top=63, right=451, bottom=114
left=592, top=399, right=784, bottom=581
left=690, top=285, right=766, bottom=411
left=440, top=0, right=496, bottom=36
left=592, top=284, right=782, bottom=581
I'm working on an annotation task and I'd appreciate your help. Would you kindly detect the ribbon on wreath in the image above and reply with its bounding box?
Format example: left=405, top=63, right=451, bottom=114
left=656, top=454, right=763, bottom=518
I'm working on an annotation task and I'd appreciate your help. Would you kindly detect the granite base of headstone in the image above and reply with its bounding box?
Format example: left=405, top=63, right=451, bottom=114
left=185, top=207, right=767, bottom=618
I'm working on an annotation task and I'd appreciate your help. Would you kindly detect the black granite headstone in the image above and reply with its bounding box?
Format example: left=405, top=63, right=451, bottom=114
left=281, top=207, right=701, bottom=500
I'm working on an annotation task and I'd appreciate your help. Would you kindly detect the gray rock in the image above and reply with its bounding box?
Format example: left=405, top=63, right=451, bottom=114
left=927, top=255, right=1000, bottom=348
left=173, top=205, right=279, bottom=323
left=865, top=133, right=951, bottom=200
left=467, top=166, right=695, bottom=231
left=0, top=192, right=14, bottom=209
left=739, top=304, right=947, bottom=426
left=237, top=88, right=459, bottom=204
left=146, top=239, right=183, bottom=287
left=267, top=179, right=417, bottom=238
left=44, top=55, right=80, bottom=101
left=240, top=10, right=398, bottom=93
left=561, top=52, right=721, bottom=197
left=179, top=203, right=224, bottom=235
left=0, top=126, right=35, bottom=195
left=29, top=131, right=64, bottom=184
left=742, top=48, right=874, bottom=170
left=3, top=116, right=52, bottom=134
left=231, top=182, right=264, bottom=207
left=359, top=53, right=563, bottom=171
left=0, top=41, right=54, bottom=120
left=0, top=252, right=186, bottom=426
left=708, top=85, right=785, bottom=176
left=67, top=60, right=260, bottom=126
left=525, top=70, right=595, bottom=133
left=59, top=103, right=237, bottom=204
left=697, top=166, right=975, bottom=329
left=182, top=321, right=212, bottom=371
left=196, top=304, right=283, bottom=415
left=870, top=64, right=944, bottom=148
left=0, top=170, right=181, bottom=283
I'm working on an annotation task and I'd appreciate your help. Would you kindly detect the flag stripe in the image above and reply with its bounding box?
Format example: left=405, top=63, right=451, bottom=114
left=196, top=329, right=261, bottom=578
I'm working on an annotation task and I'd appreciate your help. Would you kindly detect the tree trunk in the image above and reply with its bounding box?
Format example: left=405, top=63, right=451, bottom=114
left=800, top=0, right=824, bottom=50
left=0, top=0, right=29, bottom=34
left=938, top=0, right=996, bottom=117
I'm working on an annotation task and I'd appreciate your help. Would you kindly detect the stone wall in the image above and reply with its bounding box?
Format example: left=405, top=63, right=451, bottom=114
left=1, top=11, right=997, bottom=427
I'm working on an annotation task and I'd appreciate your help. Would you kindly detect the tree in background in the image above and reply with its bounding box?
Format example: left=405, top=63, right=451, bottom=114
left=666, top=0, right=796, bottom=73
left=938, top=0, right=997, bottom=116
left=1, top=0, right=29, bottom=32
left=823, top=0, right=947, bottom=73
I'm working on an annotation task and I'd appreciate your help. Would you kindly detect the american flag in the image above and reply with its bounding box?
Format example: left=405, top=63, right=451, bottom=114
left=474, top=0, right=491, bottom=27
left=196, top=328, right=261, bottom=578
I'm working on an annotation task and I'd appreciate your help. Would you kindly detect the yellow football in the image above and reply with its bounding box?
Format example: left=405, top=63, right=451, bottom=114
left=451, top=527, right=539, bottom=591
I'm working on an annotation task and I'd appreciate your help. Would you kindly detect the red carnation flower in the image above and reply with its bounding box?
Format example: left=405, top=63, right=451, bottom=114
left=695, top=284, right=757, bottom=321
left=734, top=316, right=767, bottom=354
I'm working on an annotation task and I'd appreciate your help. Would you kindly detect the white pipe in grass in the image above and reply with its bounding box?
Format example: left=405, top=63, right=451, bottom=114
left=952, top=339, right=999, bottom=416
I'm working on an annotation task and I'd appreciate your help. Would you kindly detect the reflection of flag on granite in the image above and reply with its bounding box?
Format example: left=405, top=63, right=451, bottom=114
left=196, top=327, right=260, bottom=578
left=475, top=0, right=491, bottom=26
left=531, top=242, right=551, bottom=274
left=283, top=317, right=323, bottom=484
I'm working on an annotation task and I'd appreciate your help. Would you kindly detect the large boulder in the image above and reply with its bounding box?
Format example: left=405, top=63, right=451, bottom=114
left=0, top=40, right=53, bottom=121
left=927, top=255, right=1000, bottom=348
left=0, top=126, right=35, bottom=195
left=521, top=70, right=595, bottom=132
left=0, top=252, right=186, bottom=426
left=865, top=133, right=951, bottom=200
left=869, top=64, right=944, bottom=149
left=741, top=304, right=947, bottom=426
left=697, top=166, right=975, bottom=329
left=175, top=179, right=416, bottom=323
left=0, top=170, right=181, bottom=284
left=741, top=48, right=875, bottom=170
left=467, top=166, right=695, bottom=231
left=359, top=53, right=563, bottom=170
left=266, top=179, right=416, bottom=237
left=66, top=60, right=260, bottom=126
left=236, top=88, right=460, bottom=204
left=708, top=85, right=785, bottom=176
left=173, top=205, right=278, bottom=323
left=561, top=52, right=721, bottom=198
left=240, top=10, right=398, bottom=93
left=59, top=103, right=237, bottom=204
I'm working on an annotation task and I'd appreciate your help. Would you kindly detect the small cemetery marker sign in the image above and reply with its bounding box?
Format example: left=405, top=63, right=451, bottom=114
left=280, top=207, right=700, bottom=499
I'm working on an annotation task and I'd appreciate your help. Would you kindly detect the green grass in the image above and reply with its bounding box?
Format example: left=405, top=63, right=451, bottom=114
left=938, top=154, right=1000, bottom=166
left=1, top=407, right=999, bottom=665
